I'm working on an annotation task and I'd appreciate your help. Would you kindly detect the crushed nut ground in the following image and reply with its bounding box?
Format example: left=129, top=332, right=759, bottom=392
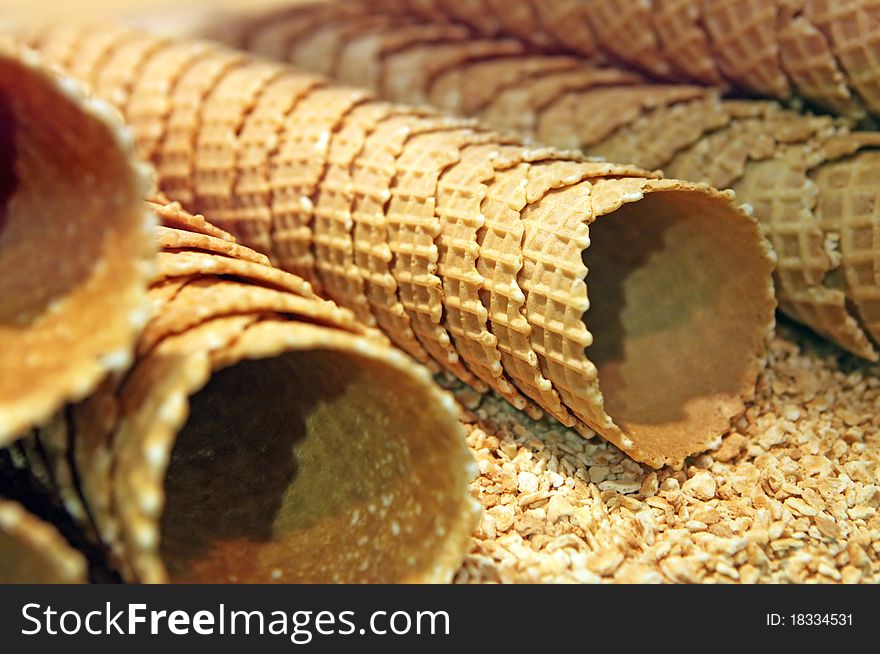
left=444, top=320, right=879, bottom=584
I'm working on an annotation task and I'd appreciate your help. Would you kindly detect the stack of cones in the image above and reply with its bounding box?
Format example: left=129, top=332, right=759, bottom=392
left=219, top=5, right=880, bottom=362
left=0, top=39, right=152, bottom=582
left=24, top=25, right=777, bottom=469
left=0, top=43, right=479, bottom=584
left=342, top=0, right=880, bottom=121
left=12, top=197, right=481, bottom=584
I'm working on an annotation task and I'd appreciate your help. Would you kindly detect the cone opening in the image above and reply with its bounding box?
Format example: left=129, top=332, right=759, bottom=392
left=159, top=347, right=470, bottom=583
left=0, top=63, right=108, bottom=326
left=0, top=52, right=151, bottom=439
left=584, top=189, right=772, bottom=460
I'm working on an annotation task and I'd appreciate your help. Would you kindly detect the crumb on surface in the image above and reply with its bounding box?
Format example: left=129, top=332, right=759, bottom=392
left=446, top=319, right=880, bottom=584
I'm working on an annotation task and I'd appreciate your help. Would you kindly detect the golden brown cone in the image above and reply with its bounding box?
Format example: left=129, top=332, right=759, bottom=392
left=212, top=10, right=880, bottom=360
left=30, top=26, right=776, bottom=468
left=0, top=40, right=154, bottom=446
left=810, top=149, right=880, bottom=347
left=0, top=498, right=88, bottom=583
left=237, top=0, right=880, bottom=119
left=36, top=198, right=480, bottom=584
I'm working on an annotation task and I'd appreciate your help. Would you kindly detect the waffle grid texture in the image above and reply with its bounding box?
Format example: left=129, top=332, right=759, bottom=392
left=348, top=0, right=880, bottom=122
left=26, top=25, right=774, bottom=467
left=225, top=4, right=880, bottom=361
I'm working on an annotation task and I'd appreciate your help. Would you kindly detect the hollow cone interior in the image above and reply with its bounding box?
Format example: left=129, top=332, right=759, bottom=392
left=0, top=40, right=154, bottom=445
left=40, top=198, right=479, bottom=583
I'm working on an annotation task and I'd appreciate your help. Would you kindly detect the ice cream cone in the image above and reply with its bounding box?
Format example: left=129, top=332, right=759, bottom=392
left=429, top=55, right=582, bottom=117
left=804, top=0, right=880, bottom=116
left=311, top=101, right=398, bottom=320
left=653, top=0, right=725, bottom=85
left=53, top=198, right=479, bottom=583
left=776, top=3, right=860, bottom=119
left=30, top=27, right=777, bottom=467
left=231, top=72, right=326, bottom=257
left=0, top=498, right=87, bottom=583
left=226, top=0, right=880, bottom=118
left=378, top=32, right=523, bottom=106
left=701, top=0, right=790, bottom=98
left=0, top=40, right=154, bottom=446
left=190, top=61, right=287, bottom=224
left=437, top=143, right=542, bottom=418
left=215, top=8, right=880, bottom=360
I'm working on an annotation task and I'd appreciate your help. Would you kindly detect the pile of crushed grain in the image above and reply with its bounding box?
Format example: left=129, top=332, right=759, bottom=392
left=444, top=319, right=880, bottom=583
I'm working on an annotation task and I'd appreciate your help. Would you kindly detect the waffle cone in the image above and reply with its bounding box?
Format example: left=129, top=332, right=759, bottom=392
left=483, top=0, right=555, bottom=48
left=153, top=251, right=317, bottom=300
left=583, top=0, right=676, bottom=79
left=809, top=149, right=880, bottom=348
left=190, top=61, right=287, bottom=224
left=429, top=55, right=581, bottom=117
left=379, top=32, right=522, bottom=106
left=22, top=23, right=90, bottom=71
left=515, top=158, right=651, bottom=429
left=158, top=45, right=248, bottom=207
left=64, top=23, right=137, bottom=90
left=804, top=0, right=880, bottom=116
left=289, top=13, right=407, bottom=79
left=593, top=94, right=880, bottom=360
left=0, top=498, right=87, bottom=583
left=270, top=86, right=373, bottom=288
left=148, top=196, right=233, bottom=239
left=331, top=19, right=481, bottom=101
left=583, top=178, right=778, bottom=465
left=562, top=89, right=726, bottom=169
left=227, top=0, right=880, bottom=119
left=534, top=84, right=703, bottom=154
left=518, top=172, right=594, bottom=428
left=312, top=101, right=398, bottom=322
left=30, top=27, right=777, bottom=466
left=479, top=67, right=644, bottom=141
left=776, top=5, right=860, bottom=119
left=350, top=112, right=455, bottom=367
left=41, top=198, right=479, bottom=583
left=653, top=0, right=725, bottom=85
left=437, top=143, right=541, bottom=418
left=415, top=0, right=500, bottom=36
left=218, top=6, right=880, bottom=361
left=333, top=20, right=413, bottom=95
left=232, top=72, right=326, bottom=257
left=126, top=41, right=216, bottom=162
left=478, top=162, right=571, bottom=425
left=701, top=0, right=790, bottom=98
left=238, top=2, right=365, bottom=63
left=662, top=101, right=792, bottom=189
left=0, top=41, right=154, bottom=446
left=154, top=224, right=270, bottom=264
left=666, top=111, right=880, bottom=359
left=93, top=31, right=172, bottom=113
left=386, top=125, right=498, bottom=389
